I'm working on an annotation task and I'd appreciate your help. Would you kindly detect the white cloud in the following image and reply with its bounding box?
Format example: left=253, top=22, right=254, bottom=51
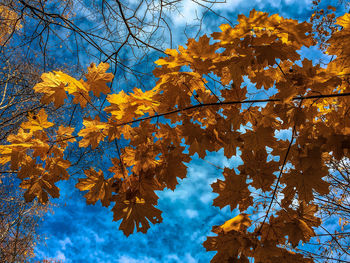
left=200, top=192, right=214, bottom=204
left=90, top=230, right=105, bottom=243
left=56, top=251, right=66, bottom=261
left=166, top=254, right=180, bottom=261
left=186, top=209, right=199, bottom=218
left=164, top=253, right=199, bottom=262
left=284, top=0, right=310, bottom=5
left=118, top=255, right=158, bottom=263
left=59, top=237, right=72, bottom=250
left=171, top=0, right=203, bottom=26
left=168, top=0, right=313, bottom=32
left=184, top=253, right=198, bottom=263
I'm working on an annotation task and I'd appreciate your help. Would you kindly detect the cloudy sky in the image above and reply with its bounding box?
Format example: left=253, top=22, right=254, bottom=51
left=33, top=0, right=344, bottom=262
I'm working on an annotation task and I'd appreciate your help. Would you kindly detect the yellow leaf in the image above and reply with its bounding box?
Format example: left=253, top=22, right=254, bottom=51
left=21, top=109, right=54, bottom=132
left=106, top=90, right=129, bottom=120
left=219, top=213, right=251, bottom=233
left=85, top=62, right=113, bottom=97
left=54, top=71, right=88, bottom=94
left=78, top=117, right=108, bottom=149
left=33, top=72, right=67, bottom=108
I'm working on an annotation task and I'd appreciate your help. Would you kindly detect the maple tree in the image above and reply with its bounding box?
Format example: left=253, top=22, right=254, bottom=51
left=1, top=1, right=350, bottom=262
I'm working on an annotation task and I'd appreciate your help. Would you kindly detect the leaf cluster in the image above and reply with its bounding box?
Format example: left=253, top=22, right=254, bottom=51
left=1, top=8, right=350, bottom=262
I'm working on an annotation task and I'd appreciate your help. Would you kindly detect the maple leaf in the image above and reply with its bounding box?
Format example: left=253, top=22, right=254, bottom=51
left=217, top=128, right=242, bottom=158
left=155, top=47, right=188, bottom=68
left=29, top=137, right=51, bottom=160
left=105, top=90, right=129, bottom=120
left=0, top=146, right=12, bottom=165
left=186, top=35, right=218, bottom=60
left=138, top=176, right=162, bottom=204
left=109, top=158, right=126, bottom=179
left=130, top=87, right=160, bottom=116
left=21, top=173, right=60, bottom=204
left=216, top=214, right=252, bottom=233
left=285, top=105, right=307, bottom=127
left=108, top=122, right=133, bottom=141
left=105, top=87, right=159, bottom=123
left=156, top=145, right=190, bottom=190
left=188, top=138, right=206, bottom=158
left=241, top=126, right=276, bottom=150
left=287, top=219, right=315, bottom=247
left=254, top=241, right=312, bottom=263
left=221, top=85, right=247, bottom=102
left=274, top=80, right=299, bottom=102
left=56, top=125, right=76, bottom=148
left=10, top=148, right=26, bottom=170
left=181, top=122, right=210, bottom=158
left=78, top=117, right=108, bottom=149
left=240, top=149, right=279, bottom=191
left=249, top=66, right=282, bottom=90
left=184, top=35, right=219, bottom=74
left=21, top=109, right=54, bottom=132
left=1, top=144, right=36, bottom=171
left=203, top=227, right=253, bottom=263
left=281, top=167, right=330, bottom=203
left=33, top=72, right=67, bottom=108
left=54, top=71, right=90, bottom=108
left=122, top=140, right=162, bottom=174
left=85, top=62, right=113, bottom=97
left=254, top=42, right=299, bottom=66
left=212, top=168, right=252, bottom=211
left=17, top=156, right=43, bottom=180
left=75, top=169, right=112, bottom=207
left=327, top=13, right=350, bottom=67
left=46, top=157, right=71, bottom=180
left=152, top=72, right=205, bottom=113
left=279, top=203, right=321, bottom=247
left=0, top=129, right=35, bottom=169
left=54, top=71, right=88, bottom=94
left=112, top=194, right=162, bottom=236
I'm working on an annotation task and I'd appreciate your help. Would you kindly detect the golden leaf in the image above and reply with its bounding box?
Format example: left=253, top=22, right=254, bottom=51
left=78, top=117, right=108, bottom=149
left=219, top=213, right=251, bottom=233
left=21, top=109, right=54, bottom=132
left=76, top=169, right=112, bottom=207
left=85, top=62, right=113, bottom=97
left=33, top=72, right=67, bottom=108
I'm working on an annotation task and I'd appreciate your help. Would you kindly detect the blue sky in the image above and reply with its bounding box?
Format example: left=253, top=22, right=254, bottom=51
left=32, top=0, right=347, bottom=262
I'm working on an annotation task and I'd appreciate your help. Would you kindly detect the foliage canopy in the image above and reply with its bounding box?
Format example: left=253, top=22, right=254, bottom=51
left=1, top=5, right=350, bottom=262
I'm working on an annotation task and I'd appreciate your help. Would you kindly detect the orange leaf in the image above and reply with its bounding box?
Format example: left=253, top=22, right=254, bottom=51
left=85, top=62, right=113, bottom=97
left=21, top=109, right=54, bottom=132
left=33, top=72, right=67, bottom=108
left=76, top=169, right=112, bottom=207
left=78, top=117, right=108, bottom=149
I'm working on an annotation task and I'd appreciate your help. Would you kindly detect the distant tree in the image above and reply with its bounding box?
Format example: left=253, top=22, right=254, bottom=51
left=0, top=174, right=48, bottom=263
left=0, top=6, right=53, bottom=262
